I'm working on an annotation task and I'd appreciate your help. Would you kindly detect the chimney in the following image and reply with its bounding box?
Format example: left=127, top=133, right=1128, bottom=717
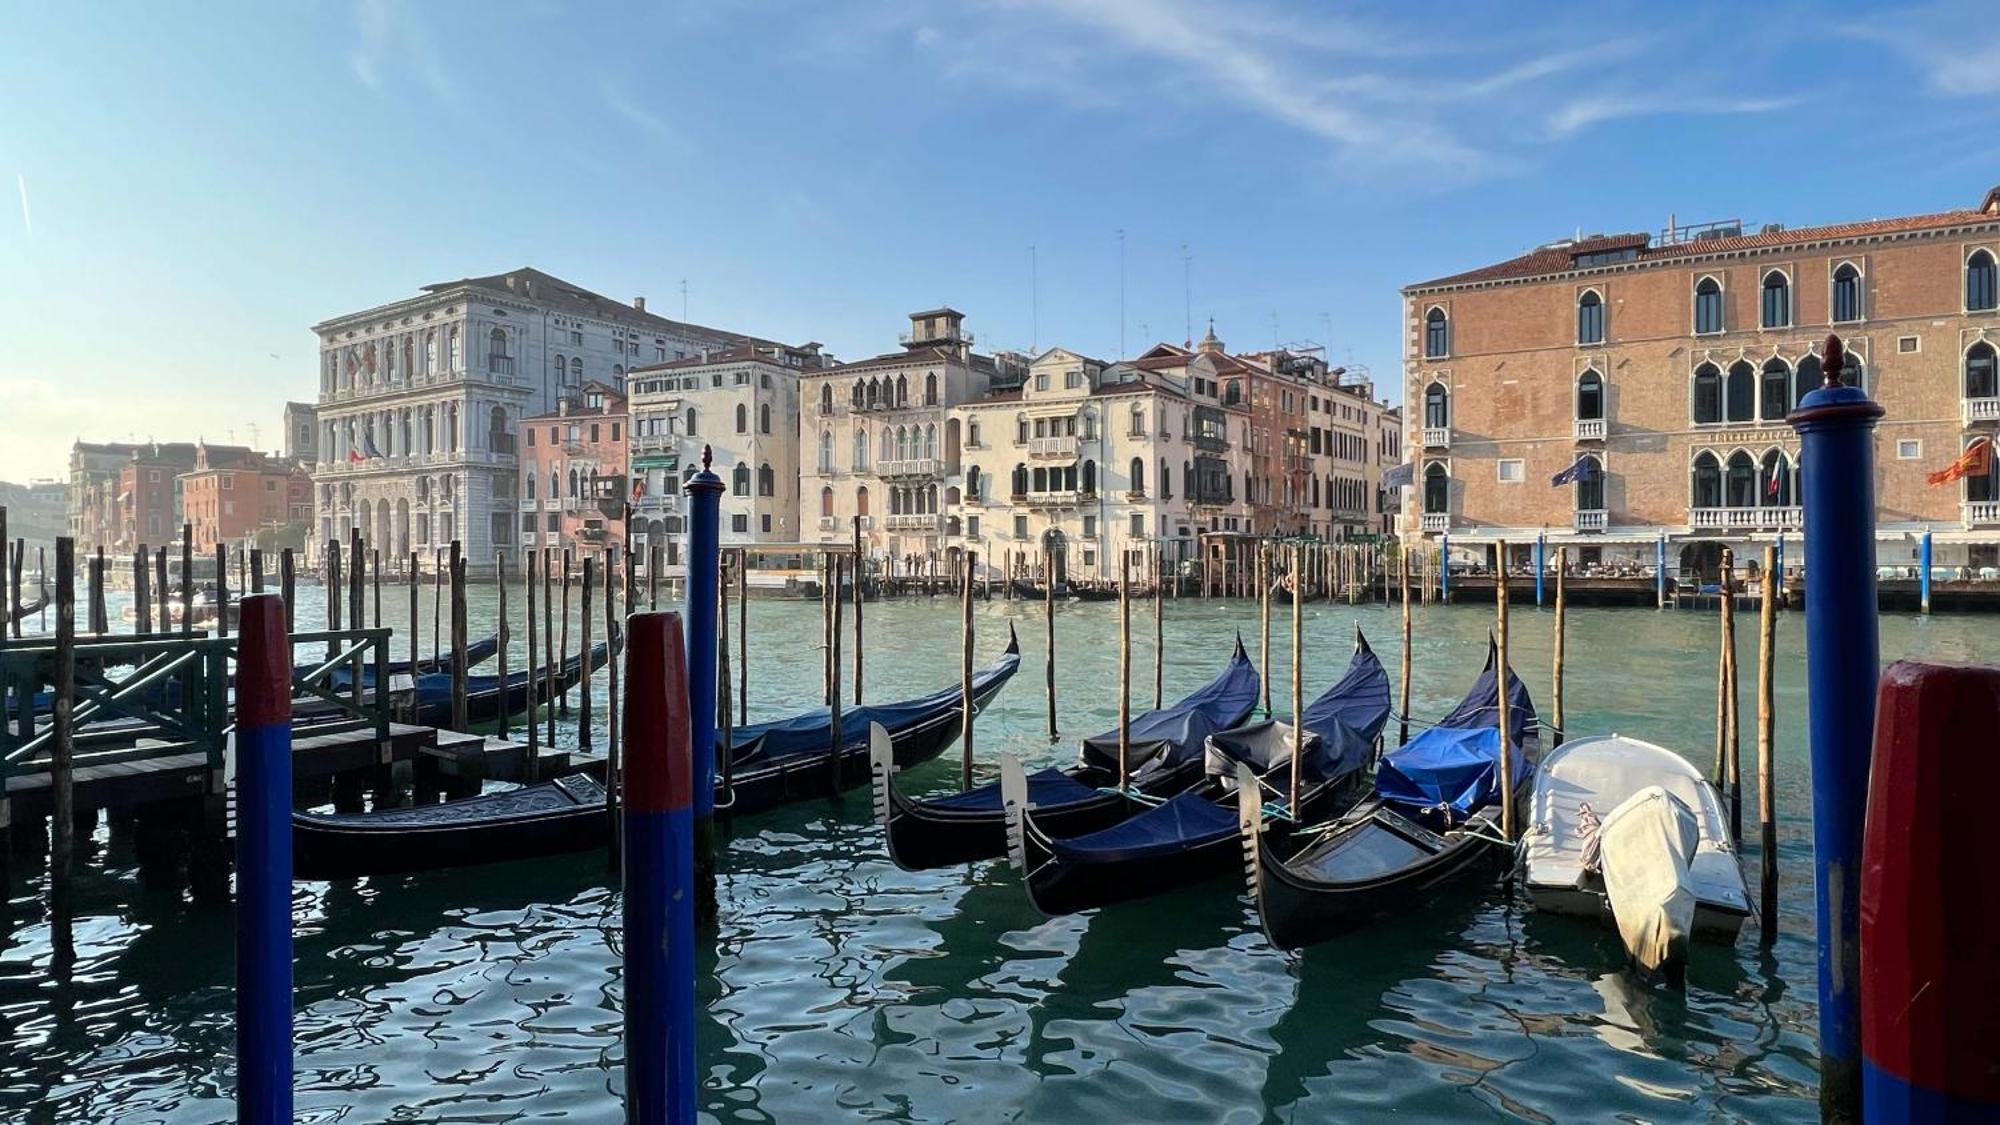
left=633, top=296, right=647, bottom=313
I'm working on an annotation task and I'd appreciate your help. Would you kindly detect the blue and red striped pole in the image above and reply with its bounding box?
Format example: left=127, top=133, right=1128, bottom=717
left=1863, top=661, right=2000, bottom=1122
left=682, top=445, right=723, bottom=924
left=1788, top=335, right=1882, bottom=1122
left=622, top=610, right=695, bottom=1124
left=234, top=593, right=293, bottom=1124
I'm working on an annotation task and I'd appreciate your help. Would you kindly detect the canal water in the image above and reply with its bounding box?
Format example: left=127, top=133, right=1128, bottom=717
left=1, top=585, right=1990, bottom=1122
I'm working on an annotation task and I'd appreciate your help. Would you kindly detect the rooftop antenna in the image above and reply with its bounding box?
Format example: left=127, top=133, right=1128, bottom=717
left=1180, top=243, right=1192, bottom=348
left=1117, top=229, right=1127, bottom=361
left=247, top=422, right=260, bottom=450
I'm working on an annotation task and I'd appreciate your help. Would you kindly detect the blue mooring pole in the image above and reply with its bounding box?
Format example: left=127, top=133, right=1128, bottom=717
left=235, top=593, right=293, bottom=1124
left=1788, top=335, right=1881, bottom=1123
left=1534, top=533, right=1545, bottom=607
left=1440, top=532, right=1450, bottom=603
left=1656, top=532, right=1667, bottom=608
left=683, top=445, right=723, bottom=925
left=622, top=611, right=695, bottom=1125
left=1775, top=532, right=1786, bottom=608
left=1920, top=527, right=1933, bottom=614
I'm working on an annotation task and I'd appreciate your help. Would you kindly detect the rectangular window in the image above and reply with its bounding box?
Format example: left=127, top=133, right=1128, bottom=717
left=1035, top=373, right=1049, bottom=391
left=1497, top=459, right=1525, bottom=483
left=732, top=513, right=748, bottom=533
left=760, top=514, right=772, bottom=533
left=1897, top=439, right=1922, bottom=460
left=527, top=429, right=536, bottom=447
left=1082, top=515, right=1097, bottom=538
left=221, top=477, right=234, bottom=490
left=612, top=422, right=620, bottom=441
left=1014, top=515, right=1029, bottom=539
left=546, top=513, right=559, bottom=531
left=1898, top=335, right=1919, bottom=354
left=967, top=516, right=979, bottom=538
left=590, top=423, right=600, bottom=442
left=1130, top=514, right=1144, bottom=536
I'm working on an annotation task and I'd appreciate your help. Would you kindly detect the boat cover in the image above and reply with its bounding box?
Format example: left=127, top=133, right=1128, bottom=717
left=405, top=642, right=608, bottom=702
left=1374, top=726, right=1529, bottom=825
left=922, top=765, right=1101, bottom=812
left=1598, top=785, right=1700, bottom=974
left=1204, top=721, right=1344, bottom=797
left=1301, top=638, right=1393, bottom=749
left=1044, top=788, right=1236, bottom=864
left=1437, top=641, right=1539, bottom=750
left=325, top=635, right=500, bottom=685
left=1077, top=643, right=1259, bottom=781
left=731, top=642, right=1019, bottom=767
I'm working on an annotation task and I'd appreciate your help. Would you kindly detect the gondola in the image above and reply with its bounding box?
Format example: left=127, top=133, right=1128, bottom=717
left=878, top=636, right=1259, bottom=870
left=1017, top=630, right=1388, bottom=916
left=398, top=642, right=609, bottom=728
left=292, top=629, right=1021, bottom=878
left=322, top=634, right=501, bottom=683
left=1247, top=644, right=1538, bottom=950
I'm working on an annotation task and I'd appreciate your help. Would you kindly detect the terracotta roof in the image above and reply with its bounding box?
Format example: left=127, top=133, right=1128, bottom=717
left=823, top=345, right=964, bottom=373
left=1408, top=201, right=2000, bottom=291
left=629, top=345, right=801, bottom=374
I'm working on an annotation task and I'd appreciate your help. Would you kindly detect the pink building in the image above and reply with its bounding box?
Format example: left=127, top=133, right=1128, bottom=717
left=517, top=382, right=628, bottom=558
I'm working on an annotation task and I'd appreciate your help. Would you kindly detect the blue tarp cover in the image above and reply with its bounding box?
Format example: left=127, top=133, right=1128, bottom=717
left=923, top=766, right=1100, bottom=812
left=1436, top=643, right=1539, bottom=750
left=1046, top=788, right=1236, bottom=864
left=732, top=644, right=1020, bottom=766
left=1078, top=644, right=1260, bottom=777
left=1373, top=725, right=1529, bottom=824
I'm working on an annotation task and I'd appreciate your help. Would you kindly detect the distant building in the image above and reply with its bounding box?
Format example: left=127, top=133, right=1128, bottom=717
left=283, top=401, right=319, bottom=465
left=180, top=446, right=312, bottom=554
left=626, top=342, right=821, bottom=560
left=517, top=382, right=629, bottom=559
left=311, top=267, right=759, bottom=573
left=1401, top=185, right=2000, bottom=575
left=68, top=440, right=256, bottom=556
left=0, top=478, right=67, bottom=555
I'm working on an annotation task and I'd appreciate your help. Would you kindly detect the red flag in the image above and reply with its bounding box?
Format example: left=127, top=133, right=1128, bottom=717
left=631, top=476, right=646, bottom=500
left=1928, top=437, right=1992, bottom=487
left=347, top=447, right=364, bottom=464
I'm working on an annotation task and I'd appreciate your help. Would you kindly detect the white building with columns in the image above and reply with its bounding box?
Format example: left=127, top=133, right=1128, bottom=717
left=310, top=268, right=753, bottom=572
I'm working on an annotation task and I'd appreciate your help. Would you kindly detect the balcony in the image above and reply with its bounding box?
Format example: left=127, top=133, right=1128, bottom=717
left=1029, top=435, right=1077, bottom=459
left=1422, top=427, right=1451, bottom=450
left=1420, top=512, right=1450, bottom=534
left=578, top=527, right=608, bottom=544
left=878, top=458, right=941, bottom=479
left=1573, top=508, right=1607, bottom=533
left=1966, top=397, right=2000, bottom=425
left=1966, top=501, right=2000, bottom=526
left=1193, top=433, right=1229, bottom=453
left=1690, top=506, right=1803, bottom=530
left=818, top=515, right=839, bottom=530
left=885, top=513, right=939, bottom=531
left=1023, top=490, right=1083, bottom=508
left=487, top=356, right=516, bottom=377
left=1574, top=418, right=1606, bottom=441
left=1125, top=489, right=1147, bottom=502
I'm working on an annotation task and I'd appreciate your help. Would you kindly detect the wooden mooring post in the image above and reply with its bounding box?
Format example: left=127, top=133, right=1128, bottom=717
left=215, top=544, right=228, bottom=638
left=960, top=550, right=975, bottom=791
left=89, top=546, right=107, bottom=635
left=579, top=553, right=595, bottom=751
left=1288, top=544, right=1304, bottom=817
left=1117, top=549, right=1131, bottom=792
left=1399, top=547, right=1412, bottom=747
left=50, top=538, right=76, bottom=965
left=543, top=549, right=557, bottom=746
left=495, top=550, right=511, bottom=740
left=828, top=554, right=845, bottom=795
left=134, top=546, right=151, bottom=634
left=281, top=549, right=296, bottom=633
left=605, top=548, right=621, bottom=827
left=1153, top=544, right=1164, bottom=710
left=1758, top=545, right=1779, bottom=945
left=1044, top=543, right=1057, bottom=741
left=1552, top=547, right=1567, bottom=749
left=525, top=546, right=539, bottom=780
left=558, top=548, right=573, bottom=718
left=450, top=540, right=467, bottom=733
left=1496, top=538, right=1515, bottom=843
left=1258, top=544, right=1272, bottom=717
left=250, top=547, right=264, bottom=594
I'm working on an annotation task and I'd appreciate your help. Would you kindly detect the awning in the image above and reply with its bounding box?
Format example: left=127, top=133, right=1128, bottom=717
left=632, top=455, right=679, bottom=471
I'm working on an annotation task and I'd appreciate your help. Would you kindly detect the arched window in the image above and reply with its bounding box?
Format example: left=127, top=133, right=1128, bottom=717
left=1726, top=361, right=1756, bottom=423
left=820, top=383, right=833, bottom=413
left=1833, top=263, right=1862, bottom=323
left=866, top=378, right=879, bottom=408
left=1423, top=382, right=1449, bottom=428
left=1012, top=463, right=1028, bottom=497
left=1424, top=307, right=1448, bottom=358
left=525, top=473, right=536, bottom=500
left=1966, top=439, right=1999, bottom=503
left=820, top=486, right=834, bottom=518
left=735, top=403, right=748, bottom=433
left=926, top=484, right=937, bottom=513
left=1694, top=277, right=1724, bottom=334
left=818, top=430, right=833, bottom=473
left=569, top=357, right=582, bottom=384
left=1574, top=455, right=1604, bottom=512
left=1761, top=450, right=1794, bottom=507
left=1761, top=358, right=1792, bottom=420
left=1016, top=415, right=1029, bottom=444
left=1577, top=291, right=1604, bottom=345
left=1691, top=452, right=1722, bottom=509
left=547, top=469, right=558, bottom=499
left=732, top=462, right=750, bottom=496
left=1725, top=450, right=1757, bottom=508
left=1160, top=458, right=1171, bottom=500
left=1969, top=342, right=1999, bottom=399
left=1795, top=354, right=1821, bottom=406
left=925, top=372, right=938, bottom=405
left=1576, top=370, right=1604, bottom=420
left=853, top=429, right=869, bottom=470
left=613, top=363, right=624, bottom=380
left=759, top=403, right=771, bottom=434
left=895, top=426, right=909, bottom=462
left=880, top=426, right=893, bottom=463
left=1081, top=459, right=1097, bottom=493
left=924, top=423, right=937, bottom=460
left=856, top=485, right=870, bottom=516
left=1968, top=249, right=1997, bottom=312
left=554, top=353, right=566, bottom=380
left=966, top=466, right=981, bottom=500
left=757, top=463, right=774, bottom=497
left=1129, top=457, right=1144, bottom=493
left=568, top=467, right=581, bottom=499
left=1761, top=271, right=1791, bottom=329
left=850, top=381, right=863, bottom=408
left=1422, top=462, right=1449, bottom=514
left=685, top=407, right=698, bottom=435
left=896, top=374, right=909, bottom=406
left=1842, top=352, right=1867, bottom=393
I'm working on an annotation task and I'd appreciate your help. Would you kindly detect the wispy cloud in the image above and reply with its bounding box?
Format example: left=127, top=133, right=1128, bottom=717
left=15, top=173, right=29, bottom=238
left=1546, top=94, right=1802, bottom=139
left=348, top=0, right=456, bottom=102
left=1842, top=5, right=2000, bottom=97
left=599, top=81, right=688, bottom=151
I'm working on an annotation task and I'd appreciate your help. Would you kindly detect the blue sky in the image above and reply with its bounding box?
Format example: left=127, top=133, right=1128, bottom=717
left=3, top=0, right=1997, bottom=482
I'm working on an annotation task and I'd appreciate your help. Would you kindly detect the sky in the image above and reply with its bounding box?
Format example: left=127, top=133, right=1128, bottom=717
left=3, top=0, right=1998, bottom=483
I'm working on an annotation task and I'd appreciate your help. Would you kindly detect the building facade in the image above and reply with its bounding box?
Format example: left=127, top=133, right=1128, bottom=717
left=181, top=446, right=312, bottom=554
left=0, top=478, right=67, bottom=556
left=310, top=268, right=754, bottom=573
left=517, top=383, right=628, bottom=559
left=1401, top=187, right=2000, bottom=574
left=626, top=343, right=818, bottom=559
left=283, top=402, right=319, bottom=465
left=68, top=441, right=260, bottom=556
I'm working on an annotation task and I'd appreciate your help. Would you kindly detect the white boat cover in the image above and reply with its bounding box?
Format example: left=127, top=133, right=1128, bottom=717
left=1598, top=786, right=1699, bottom=974
left=1523, top=734, right=1750, bottom=929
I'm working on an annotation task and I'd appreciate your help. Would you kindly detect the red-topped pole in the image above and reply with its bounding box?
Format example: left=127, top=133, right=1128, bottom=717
left=622, top=611, right=694, bottom=1124
left=234, top=593, right=294, bottom=1123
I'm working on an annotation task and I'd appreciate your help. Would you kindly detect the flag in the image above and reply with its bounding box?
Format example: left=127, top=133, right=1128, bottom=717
left=1767, top=466, right=1783, bottom=497
left=631, top=476, right=646, bottom=500
left=1928, top=437, right=1992, bottom=486
left=1550, top=457, right=1599, bottom=487
left=346, top=447, right=364, bottom=464
left=363, top=433, right=382, bottom=459
left=1380, top=462, right=1414, bottom=489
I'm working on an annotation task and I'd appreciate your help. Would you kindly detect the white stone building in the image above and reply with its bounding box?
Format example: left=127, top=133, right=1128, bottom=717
left=626, top=343, right=822, bottom=561
left=310, top=268, right=753, bottom=572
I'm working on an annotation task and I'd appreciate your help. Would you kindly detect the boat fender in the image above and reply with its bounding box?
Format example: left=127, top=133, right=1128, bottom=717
left=1000, top=752, right=1030, bottom=869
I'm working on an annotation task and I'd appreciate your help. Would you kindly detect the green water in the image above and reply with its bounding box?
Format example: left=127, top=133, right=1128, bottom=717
left=0, top=586, right=1990, bottom=1122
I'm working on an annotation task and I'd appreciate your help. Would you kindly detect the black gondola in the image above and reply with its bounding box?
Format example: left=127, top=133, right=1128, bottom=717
left=398, top=641, right=606, bottom=728
left=1248, top=643, right=1539, bottom=950
left=1018, top=630, right=1390, bottom=916
left=323, top=634, right=501, bottom=683
left=879, top=637, right=1259, bottom=870
left=292, top=629, right=1021, bottom=878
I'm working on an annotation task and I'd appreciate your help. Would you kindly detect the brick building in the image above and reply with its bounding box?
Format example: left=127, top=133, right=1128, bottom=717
left=180, top=446, right=312, bottom=553
left=1401, top=186, right=2000, bottom=576
left=517, top=382, right=629, bottom=558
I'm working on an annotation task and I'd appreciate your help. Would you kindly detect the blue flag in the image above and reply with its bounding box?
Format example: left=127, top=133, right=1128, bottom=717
left=1550, top=458, right=1599, bottom=487
left=1380, top=462, right=1415, bottom=489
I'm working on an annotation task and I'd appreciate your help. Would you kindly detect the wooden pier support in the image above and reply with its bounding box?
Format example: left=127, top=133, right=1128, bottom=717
left=1399, top=547, right=1412, bottom=747
left=960, top=551, right=975, bottom=791
left=1044, top=543, right=1057, bottom=741
left=579, top=553, right=595, bottom=752
left=525, top=546, right=539, bottom=781
left=1496, top=538, right=1515, bottom=843
left=1757, top=545, right=1779, bottom=944
left=1552, top=547, right=1567, bottom=748
left=450, top=540, right=467, bottom=732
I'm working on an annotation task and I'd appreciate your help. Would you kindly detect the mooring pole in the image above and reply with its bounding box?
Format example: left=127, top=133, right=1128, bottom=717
left=1152, top=543, right=1164, bottom=710
left=525, top=547, right=539, bottom=780
left=1534, top=532, right=1545, bottom=608
left=280, top=549, right=295, bottom=633
left=250, top=547, right=264, bottom=595
left=683, top=447, right=723, bottom=926
left=621, top=611, right=694, bottom=1125
left=1757, top=545, right=1778, bottom=946
left=1495, top=538, right=1514, bottom=843
left=1919, top=526, right=1933, bottom=615
left=1117, top=549, right=1131, bottom=793
left=1399, top=546, right=1412, bottom=747
left=1552, top=546, right=1567, bottom=749
left=1288, top=544, right=1303, bottom=818
left=1440, top=532, right=1450, bottom=604
left=234, top=594, right=293, bottom=1125
left=449, top=540, right=467, bottom=732
left=1044, top=543, right=1057, bottom=742
left=960, top=550, right=975, bottom=791
left=51, top=539, right=76, bottom=964
left=1788, top=334, right=1879, bottom=1122
left=495, top=550, right=511, bottom=740
left=1258, top=544, right=1272, bottom=717
left=1656, top=532, right=1668, bottom=609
